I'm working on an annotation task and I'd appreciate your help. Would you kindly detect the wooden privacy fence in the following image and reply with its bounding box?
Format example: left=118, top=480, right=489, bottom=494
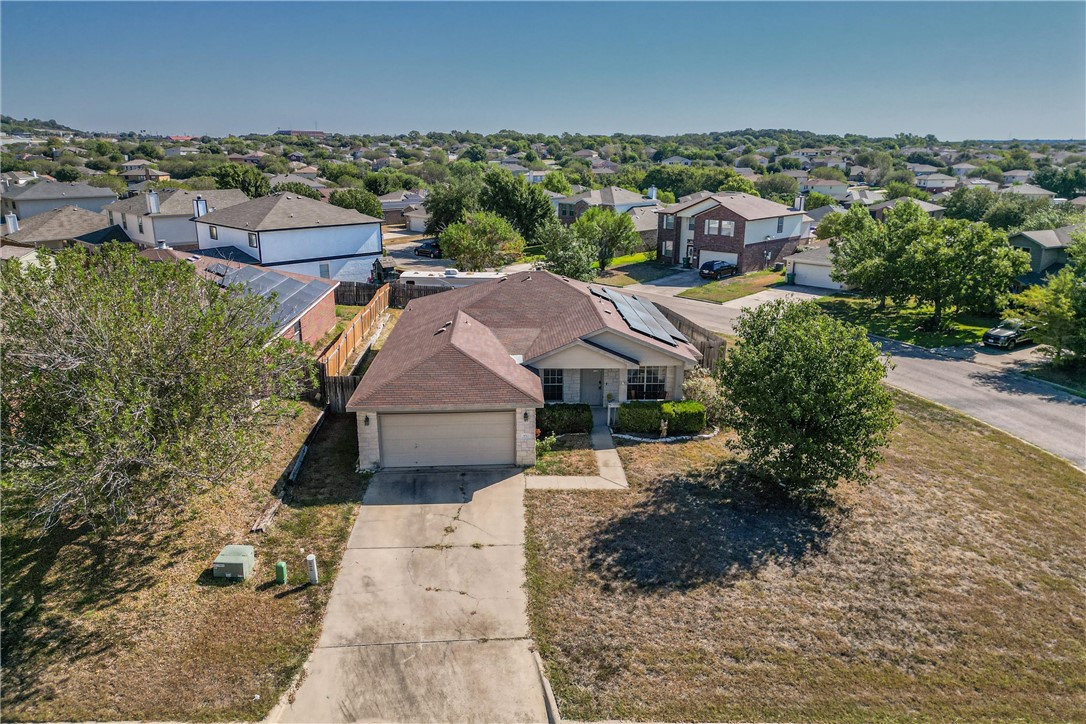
left=320, top=283, right=389, bottom=376
left=323, top=375, right=362, bottom=413
left=335, top=280, right=450, bottom=308
left=656, top=304, right=726, bottom=369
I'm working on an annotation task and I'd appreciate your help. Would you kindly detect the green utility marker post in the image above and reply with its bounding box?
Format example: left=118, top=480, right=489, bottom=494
left=275, top=561, right=288, bottom=585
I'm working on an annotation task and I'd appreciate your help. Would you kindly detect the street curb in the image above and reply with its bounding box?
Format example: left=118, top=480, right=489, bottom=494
left=533, top=649, right=562, bottom=724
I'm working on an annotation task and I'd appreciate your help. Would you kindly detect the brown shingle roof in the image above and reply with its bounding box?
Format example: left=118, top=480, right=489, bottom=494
left=347, top=271, right=700, bottom=412
left=2, top=205, right=128, bottom=245
left=659, top=192, right=804, bottom=220
left=193, top=192, right=381, bottom=231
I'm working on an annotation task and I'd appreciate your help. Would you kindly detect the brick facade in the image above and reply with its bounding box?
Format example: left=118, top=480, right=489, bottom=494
left=658, top=205, right=802, bottom=273
left=281, top=289, right=337, bottom=347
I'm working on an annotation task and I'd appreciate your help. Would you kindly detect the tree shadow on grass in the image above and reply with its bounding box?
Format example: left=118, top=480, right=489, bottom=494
left=1, top=513, right=182, bottom=706
left=587, top=461, right=841, bottom=590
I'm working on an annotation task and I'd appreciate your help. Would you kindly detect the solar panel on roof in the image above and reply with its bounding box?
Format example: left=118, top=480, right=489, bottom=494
left=633, top=295, right=689, bottom=343
left=590, top=285, right=677, bottom=347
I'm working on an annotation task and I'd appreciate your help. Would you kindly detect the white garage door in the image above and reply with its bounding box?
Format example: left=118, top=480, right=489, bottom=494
left=699, top=250, right=739, bottom=265
left=793, top=262, right=842, bottom=290
left=379, top=411, right=515, bottom=467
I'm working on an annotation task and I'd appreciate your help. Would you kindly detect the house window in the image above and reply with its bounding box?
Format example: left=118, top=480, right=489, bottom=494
left=542, top=369, right=564, bottom=402
left=663, top=215, right=674, bottom=230
left=137, top=217, right=144, bottom=234
left=248, top=232, right=258, bottom=248
left=661, top=239, right=673, bottom=258
left=121, top=213, right=127, bottom=230
left=705, top=219, right=720, bottom=235
left=777, top=217, right=785, bottom=234
left=687, top=217, right=696, bottom=231
left=292, top=320, right=303, bottom=342
left=209, top=225, right=218, bottom=240
left=627, top=366, right=667, bottom=400
left=319, top=263, right=330, bottom=278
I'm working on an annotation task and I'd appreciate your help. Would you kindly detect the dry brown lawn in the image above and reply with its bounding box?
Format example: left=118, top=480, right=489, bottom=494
left=524, top=433, right=598, bottom=477
left=525, top=391, right=1086, bottom=722
left=1, top=408, right=368, bottom=722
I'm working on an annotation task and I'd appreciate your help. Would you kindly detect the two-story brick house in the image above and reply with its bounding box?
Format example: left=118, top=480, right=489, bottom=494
left=556, top=186, right=657, bottom=225
left=656, top=193, right=813, bottom=272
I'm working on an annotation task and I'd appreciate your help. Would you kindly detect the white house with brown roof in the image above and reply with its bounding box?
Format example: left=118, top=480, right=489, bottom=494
left=192, top=192, right=383, bottom=280
left=346, top=271, right=701, bottom=468
left=556, top=186, right=657, bottom=224
left=800, top=178, right=849, bottom=200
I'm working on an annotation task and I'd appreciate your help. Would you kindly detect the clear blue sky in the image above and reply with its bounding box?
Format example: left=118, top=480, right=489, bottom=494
left=2, top=1, right=1084, bottom=140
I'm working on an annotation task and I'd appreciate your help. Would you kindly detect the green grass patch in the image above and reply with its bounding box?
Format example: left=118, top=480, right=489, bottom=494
left=596, top=259, right=675, bottom=287
left=677, top=270, right=785, bottom=303
left=815, top=296, right=998, bottom=347
left=1024, top=363, right=1086, bottom=397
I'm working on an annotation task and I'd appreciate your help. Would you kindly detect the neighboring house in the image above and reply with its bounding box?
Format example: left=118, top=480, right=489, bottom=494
left=1, top=170, right=46, bottom=187
left=783, top=244, right=841, bottom=290
left=846, top=188, right=887, bottom=206
left=660, top=156, right=692, bottom=166
left=1001, top=183, right=1056, bottom=200
left=572, top=149, right=599, bottom=159
left=1068, top=196, right=1086, bottom=208
left=963, top=178, right=1001, bottom=191
left=1, top=181, right=117, bottom=219
left=868, top=198, right=946, bottom=221
left=656, top=192, right=812, bottom=272
left=164, top=146, right=200, bottom=157
left=192, top=192, right=383, bottom=280
left=811, top=156, right=847, bottom=171
left=950, top=162, right=978, bottom=176
left=287, top=152, right=306, bottom=163
left=733, top=167, right=758, bottom=179
left=847, top=166, right=870, bottom=183
left=1008, top=224, right=1081, bottom=286
left=120, top=159, right=153, bottom=172
left=347, top=271, right=701, bottom=468
left=627, top=203, right=662, bottom=250
left=104, top=188, right=249, bottom=248
left=0, top=241, right=44, bottom=266
left=591, top=159, right=621, bottom=175
left=293, top=165, right=320, bottom=179
left=403, top=204, right=430, bottom=233
left=806, top=204, right=847, bottom=227
left=377, top=189, right=428, bottom=225
left=915, top=173, right=957, bottom=192
left=141, top=247, right=339, bottom=346
left=556, top=186, right=657, bottom=224
left=120, top=167, right=171, bottom=185
left=1002, top=169, right=1034, bottom=185
left=2, top=205, right=129, bottom=250
left=800, top=178, right=849, bottom=200
left=782, top=169, right=808, bottom=182
left=906, top=163, right=940, bottom=176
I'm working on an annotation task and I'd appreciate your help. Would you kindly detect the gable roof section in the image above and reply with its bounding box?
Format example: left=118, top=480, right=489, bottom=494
left=561, top=186, right=650, bottom=207
left=192, top=192, right=381, bottom=230
left=659, top=192, right=804, bottom=220
left=1012, top=224, right=1082, bottom=250
left=347, top=271, right=700, bottom=411
left=2, top=205, right=129, bottom=245
left=4, top=181, right=116, bottom=201
left=105, top=188, right=249, bottom=217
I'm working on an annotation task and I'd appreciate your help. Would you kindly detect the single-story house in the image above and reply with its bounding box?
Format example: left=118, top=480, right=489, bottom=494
left=1069, top=196, right=1086, bottom=208
left=627, top=203, right=662, bottom=251
left=806, top=204, right=847, bottom=227
left=1001, top=183, right=1056, bottom=200
left=915, top=173, right=957, bottom=192
left=846, top=188, right=887, bottom=206
left=660, top=156, right=691, bottom=166
left=141, top=248, right=339, bottom=346
left=403, top=204, right=430, bottom=233
left=800, top=178, right=849, bottom=201
left=1002, top=169, right=1034, bottom=185
left=1, top=205, right=129, bottom=250
left=347, top=271, right=702, bottom=468
left=267, top=173, right=327, bottom=190
left=377, top=189, right=427, bottom=225
left=783, top=244, right=841, bottom=290
left=557, top=186, right=657, bottom=224
left=1008, top=224, right=1081, bottom=287
left=951, top=162, right=978, bottom=176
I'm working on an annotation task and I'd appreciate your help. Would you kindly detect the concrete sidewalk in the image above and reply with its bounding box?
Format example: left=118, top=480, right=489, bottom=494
left=526, top=408, right=628, bottom=490
left=274, top=469, right=549, bottom=723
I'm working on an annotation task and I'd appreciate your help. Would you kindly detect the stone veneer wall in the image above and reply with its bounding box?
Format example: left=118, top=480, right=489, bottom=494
left=356, top=410, right=380, bottom=469
left=561, top=368, right=582, bottom=403
left=515, top=407, right=537, bottom=466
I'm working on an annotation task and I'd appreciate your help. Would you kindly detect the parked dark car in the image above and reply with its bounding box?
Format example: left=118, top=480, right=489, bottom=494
left=982, top=318, right=1034, bottom=349
left=699, top=260, right=738, bottom=280
left=414, top=240, right=442, bottom=258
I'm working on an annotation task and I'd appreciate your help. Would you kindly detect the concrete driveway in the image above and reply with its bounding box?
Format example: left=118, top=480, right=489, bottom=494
left=276, top=469, right=548, bottom=723
left=624, top=268, right=705, bottom=297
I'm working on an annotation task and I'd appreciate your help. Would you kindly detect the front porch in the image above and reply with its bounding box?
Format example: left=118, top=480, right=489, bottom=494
left=540, top=365, right=684, bottom=407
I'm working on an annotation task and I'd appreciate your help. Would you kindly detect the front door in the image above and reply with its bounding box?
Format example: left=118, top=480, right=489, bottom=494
left=580, top=369, right=604, bottom=405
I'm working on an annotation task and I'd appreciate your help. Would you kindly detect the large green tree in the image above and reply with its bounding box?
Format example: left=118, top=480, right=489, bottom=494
left=828, top=203, right=904, bottom=306
left=755, top=173, right=800, bottom=202
left=0, top=244, right=311, bottom=532
left=212, top=162, right=270, bottom=198
left=538, top=218, right=596, bottom=281
left=717, top=299, right=897, bottom=499
left=571, top=206, right=641, bottom=273
left=479, top=168, right=555, bottom=243
left=439, top=211, right=525, bottom=270
left=329, top=187, right=383, bottom=218
left=424, top=175, right=483, bottom=235
left=1010, top=267, right=1082, bottom=364
left=271, top=181, right=322, bottom=200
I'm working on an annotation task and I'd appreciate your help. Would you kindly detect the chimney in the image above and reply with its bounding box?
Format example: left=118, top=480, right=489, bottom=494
left=146, top=190, right=160, bottom=214
left=648, top=185, right=657, bottom=200
left=5, top=212, right=19, bottom=234
left=156, top=239, right=167, bottom=249
left=193, top=195, right=208, bottom=218
left=794, top=196, right=806, bottom=212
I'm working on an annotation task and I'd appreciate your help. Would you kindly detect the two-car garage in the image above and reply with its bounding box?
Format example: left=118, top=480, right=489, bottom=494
left=377, top=411, right=516, bottom=468
left=784, top=246, right=843, bottom=290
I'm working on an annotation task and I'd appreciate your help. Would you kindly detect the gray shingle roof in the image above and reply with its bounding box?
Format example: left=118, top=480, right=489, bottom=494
left=2, top=205, right=129, bottom=245
left=105, top=188, right=249, bottom=217
left=193, top=192, right=381, bottom=231
left=659, top=192, right=805, bottom=220
left=3, top=181, right=117, bottom=201
left=560, top=186, right=650, bottom=207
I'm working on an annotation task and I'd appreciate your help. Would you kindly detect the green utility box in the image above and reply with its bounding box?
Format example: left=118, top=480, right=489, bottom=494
left=682, top=256, right=691, bottom=269
left=213, top=544, right=255, bottom=580
left=786, top=272, right=796, bottom=285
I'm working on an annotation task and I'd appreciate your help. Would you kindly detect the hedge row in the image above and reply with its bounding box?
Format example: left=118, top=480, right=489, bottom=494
left=536, top=403, right=593, bottom=435
left=616, top=400, right=706, bottom=435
